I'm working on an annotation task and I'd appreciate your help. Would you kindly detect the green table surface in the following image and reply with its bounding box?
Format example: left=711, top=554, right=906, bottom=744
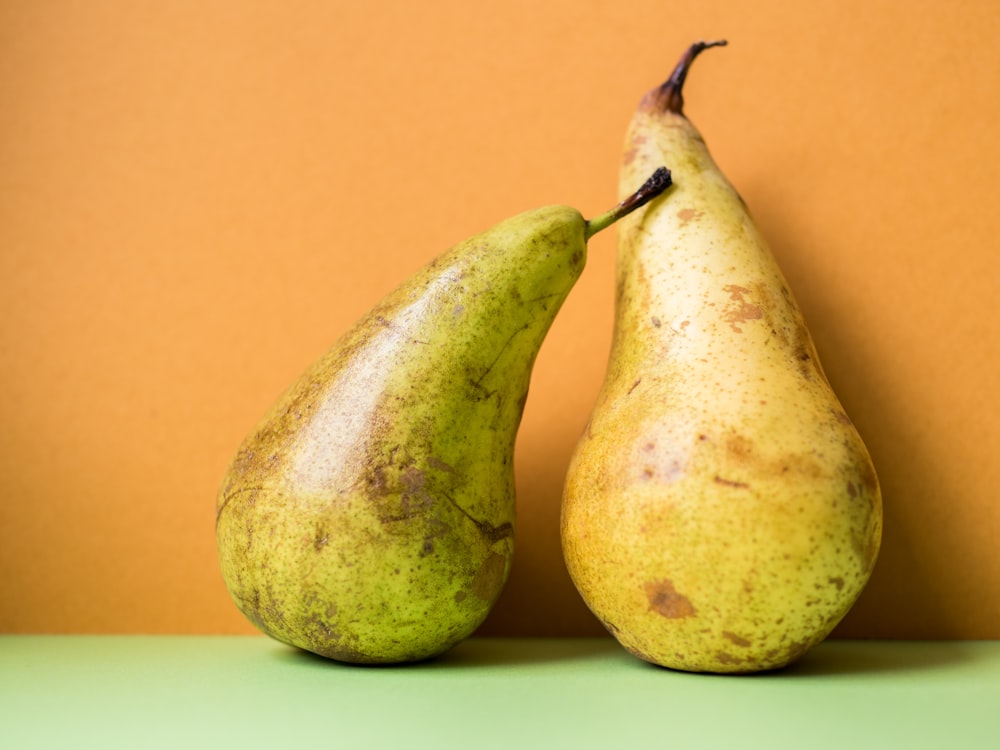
left=2, top=636, right=998, bottom=749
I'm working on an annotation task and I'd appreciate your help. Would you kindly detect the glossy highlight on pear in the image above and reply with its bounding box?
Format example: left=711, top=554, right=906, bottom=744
left=216, top=168, right=670, bottom=664
left=561, top=41, right=883, bottom=674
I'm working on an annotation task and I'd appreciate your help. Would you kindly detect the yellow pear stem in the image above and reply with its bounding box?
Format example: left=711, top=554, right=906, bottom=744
left=585, top=166, right=673, bottom=241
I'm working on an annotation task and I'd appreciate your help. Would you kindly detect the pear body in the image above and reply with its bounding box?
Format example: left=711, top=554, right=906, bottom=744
left=218, top=206, right=587, bottom=663
left=562, top=78, right=882, bottom=673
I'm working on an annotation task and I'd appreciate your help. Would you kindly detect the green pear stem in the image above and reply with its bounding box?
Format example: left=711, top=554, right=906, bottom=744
left=585, top=166, right=673, bottom=240
left=653, top=39, right=728, bottom=116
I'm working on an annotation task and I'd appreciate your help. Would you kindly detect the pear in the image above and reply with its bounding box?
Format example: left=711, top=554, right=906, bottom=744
left=561, top=41, right=883, bottom=673
left=216, top=168, right=671, bottom=664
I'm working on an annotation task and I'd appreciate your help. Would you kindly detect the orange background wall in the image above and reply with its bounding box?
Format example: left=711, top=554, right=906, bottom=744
left=1, top=0, right=998, bottom=638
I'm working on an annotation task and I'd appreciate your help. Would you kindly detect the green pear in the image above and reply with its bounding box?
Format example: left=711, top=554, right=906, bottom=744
left=561, top=41, right=883, bottom=673
left=216, top=168, right=671, bottom=664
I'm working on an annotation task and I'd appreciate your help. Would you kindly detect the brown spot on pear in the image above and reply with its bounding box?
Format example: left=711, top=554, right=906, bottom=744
left=677, top=207, right=704, bottom=226
left=471, top=552, right=507, bottom=602
left=723, top=631, right=752, bottom=648
left=722, top=284, right=763, bottom=332
left=644, top=580, right=696, bottom=619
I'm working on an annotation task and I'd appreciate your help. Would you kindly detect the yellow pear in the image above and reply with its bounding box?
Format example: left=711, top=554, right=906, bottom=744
left=561, top=41, right=882, bottom=673
left=216, top=168, right=670, bottom=664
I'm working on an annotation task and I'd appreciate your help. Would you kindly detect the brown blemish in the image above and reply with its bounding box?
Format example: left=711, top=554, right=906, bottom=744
left=724, top=440, right=826, bottom=486
left=628, top=378, right=642, bottom=395
left=471, top=552, right=506, bottom=601
left=644, top=579, right=696, bottom=619
left=427, top=456, right=456, bottom=473
left=846, top=481, right=857, bottom=498
left=726, top=433, right=753, bottom=460
left=723, top=631, right=751, bottom=648
left=454, top=590, right=468, bottom=603
left=677, top=207, right=703, bottom=226
left=377, top=475, right=433, bottom=524
left=832, top=409, right=853, bottom=426
left=795, top=345, right=815, bottom=379
left=715, top=651, right=743, bottom=666
left=722, top=284, right=763, bottom=333
left=364, top=462, right=394, bottom=498
left=828, top=577, right=845, bottom=591
left=436, top=487, right=513, bottom=545
left=714, top=475, right=750, bottom=489
left=786, top=454, right=825, bottom=479
left=399, top=465, right=426, bottom=492
left=313, top=525, right=330, bottom=551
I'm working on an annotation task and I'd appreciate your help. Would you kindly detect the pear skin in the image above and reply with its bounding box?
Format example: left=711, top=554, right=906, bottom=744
left=217, top=169, right=671, bottom=664
left=561, top=42, right=882, bottom=673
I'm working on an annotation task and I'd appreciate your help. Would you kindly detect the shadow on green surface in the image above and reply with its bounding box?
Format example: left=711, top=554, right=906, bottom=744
left=779, top=639, right=981, bottom=677
left=437, top=636, right=623, bottom=668
left=272, top=637, right=986, bottom=678
left=621, top=639, right=984, bottom=679
left=272, top=636, right=623, bottom=671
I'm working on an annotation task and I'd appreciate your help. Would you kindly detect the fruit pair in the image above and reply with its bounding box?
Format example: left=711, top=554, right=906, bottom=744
left=216, top=41, right=882, bottom=673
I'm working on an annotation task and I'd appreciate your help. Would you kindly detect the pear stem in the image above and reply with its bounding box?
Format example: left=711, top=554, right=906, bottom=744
left=654, top=39, right=728, bottom=115
left=585, top=166, right=672, bottom=240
